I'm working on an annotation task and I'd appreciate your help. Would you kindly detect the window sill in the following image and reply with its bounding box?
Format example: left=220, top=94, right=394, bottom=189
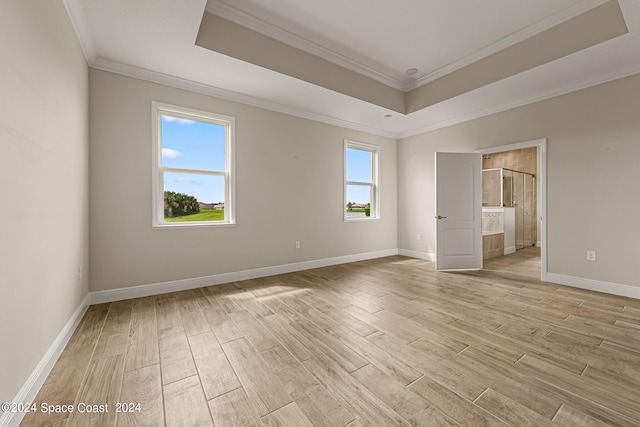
left=344, top=217, right=380, bottom=222
left=152, top=221, right=236, bottom=230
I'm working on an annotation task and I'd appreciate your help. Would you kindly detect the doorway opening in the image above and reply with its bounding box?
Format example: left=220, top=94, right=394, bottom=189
left=477, top=138, right=547, bottom=281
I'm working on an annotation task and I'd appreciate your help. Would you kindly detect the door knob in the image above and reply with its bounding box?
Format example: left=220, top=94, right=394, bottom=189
left=435, top=215, right=447, bottom=219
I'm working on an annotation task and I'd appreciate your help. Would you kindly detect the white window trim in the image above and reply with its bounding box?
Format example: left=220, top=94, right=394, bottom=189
left=151, top=102, right=235, bottom=228
left=344, top=139, right=380, bottom=221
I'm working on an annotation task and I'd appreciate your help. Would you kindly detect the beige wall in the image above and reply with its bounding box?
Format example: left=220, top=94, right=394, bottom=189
left=0, top=0, right=89, bottom=405
left=398, top=72, right=640, bottom=288
left=4, top=1, right=639, bottom=409
left=89, top=70, right=397, bottom=292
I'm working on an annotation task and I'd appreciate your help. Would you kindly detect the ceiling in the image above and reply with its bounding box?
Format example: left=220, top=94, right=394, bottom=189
left=64, top=0, right=640, bottom=138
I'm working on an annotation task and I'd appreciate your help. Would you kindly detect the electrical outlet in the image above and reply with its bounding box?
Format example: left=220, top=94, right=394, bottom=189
left=586, top=251, right=597, bottom=261
left=79, top=266, right=83, bottom=281
left=295, top=241, right=300, bottom=249
left=416, top=234, right=421, bottom=241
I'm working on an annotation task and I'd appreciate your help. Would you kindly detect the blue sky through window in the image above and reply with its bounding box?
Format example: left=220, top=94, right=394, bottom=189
left=346, top=147, right=373, bottom=206
left=161, top=117, right=374, bottom=208
left=161, top=115, right=226, bottom=204
left=346, top=184, right=371, bottom=206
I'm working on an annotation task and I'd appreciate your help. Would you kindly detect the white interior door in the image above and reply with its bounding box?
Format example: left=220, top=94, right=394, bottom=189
left=435, top=152, right=482, bottom=270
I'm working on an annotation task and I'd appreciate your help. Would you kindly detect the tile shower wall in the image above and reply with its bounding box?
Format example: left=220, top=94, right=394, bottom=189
left=483, top=147, right=536, bottom=175
left=483, top=147, right=537, bottom=248
left=482, top=169, right=502, bottom=206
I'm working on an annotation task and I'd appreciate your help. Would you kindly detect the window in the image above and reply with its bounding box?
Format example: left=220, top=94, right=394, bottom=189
left=344, top=140, right=379, bottom=220
left=152, top=102, right=234, bottom=227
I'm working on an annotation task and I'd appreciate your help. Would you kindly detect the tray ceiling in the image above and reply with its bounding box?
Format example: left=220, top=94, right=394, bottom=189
left=65, top=0, right=640, bottom=137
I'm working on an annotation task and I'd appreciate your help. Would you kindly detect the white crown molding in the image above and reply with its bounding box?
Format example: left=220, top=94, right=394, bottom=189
left=206, top=0, right=608, bottom=92
left=90, top=249, right=399, bottom=304
left=60, top=0, right=640, bottom=141
left=90, top=57, right=400, bottom=140
left=0, top=294, right=90, bottom=427
left=62, top=0, right=97, bottom=63
left=546, top=272, right=640, bottom=300
left=411, top=0, right=610, bottom=89
left=205, top=0, right=406, bottom=91
left=93, top=54, right=640, bottom=143
left=399, top=62, right=640, bottom=139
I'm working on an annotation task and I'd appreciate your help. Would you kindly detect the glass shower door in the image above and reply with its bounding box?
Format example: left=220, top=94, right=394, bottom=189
left=524, top=174, right=536, bottom=247
left=503, top=170, right=513, bottom=208
left=512, top=171, right=535, bottom=249
left=513, top=172, right=524, bottom=249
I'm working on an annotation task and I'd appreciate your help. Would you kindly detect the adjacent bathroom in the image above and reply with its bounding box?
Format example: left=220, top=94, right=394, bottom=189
left=482, top=147, right=538, bottom=260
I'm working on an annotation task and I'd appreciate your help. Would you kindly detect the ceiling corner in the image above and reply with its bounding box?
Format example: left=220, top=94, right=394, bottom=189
left=63, top=0, right=98, bottom=63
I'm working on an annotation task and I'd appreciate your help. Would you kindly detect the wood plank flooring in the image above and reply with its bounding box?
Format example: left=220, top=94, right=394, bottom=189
left=20, top=248, right=640, bottom=426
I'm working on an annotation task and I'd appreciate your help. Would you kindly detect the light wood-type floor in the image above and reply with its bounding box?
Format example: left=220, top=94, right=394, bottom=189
left=20, top=247, right=640, bottom=426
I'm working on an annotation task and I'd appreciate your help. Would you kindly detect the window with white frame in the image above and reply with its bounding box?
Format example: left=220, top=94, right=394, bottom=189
left=152, top=102, right=235, bottom=227
left=344, top=140, right=379, bottom=220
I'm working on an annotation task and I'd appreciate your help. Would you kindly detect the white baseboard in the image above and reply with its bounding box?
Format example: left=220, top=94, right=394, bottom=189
left=6, top=253, right=637, bottom=427
left=90, top=249, right=399, bottom=304
left=0, top=294, right=90, bottom=427
left=3, top=249, right=399, bottom=426
left=86, top=251, right=640, bottom=304
left=397, top=249, right=435, bottom=261
left=395, top=251, right=640, bottom=300
left=546, top=272, right=640, bottom=300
